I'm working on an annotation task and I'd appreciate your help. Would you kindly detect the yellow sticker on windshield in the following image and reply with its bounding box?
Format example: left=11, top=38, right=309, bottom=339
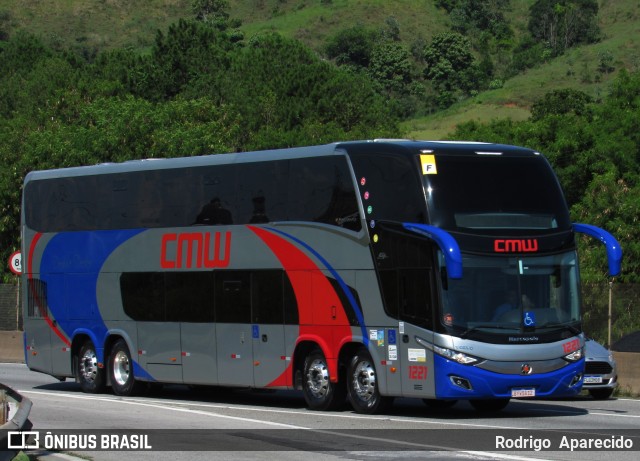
left=420, top=154, right=437, bottom=175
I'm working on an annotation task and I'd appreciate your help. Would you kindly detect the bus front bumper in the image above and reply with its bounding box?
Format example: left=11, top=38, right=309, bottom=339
left=434, top=355, right=584, bottom=400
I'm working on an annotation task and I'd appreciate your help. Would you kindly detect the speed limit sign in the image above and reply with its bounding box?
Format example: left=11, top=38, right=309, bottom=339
left=8, top=250, right=21, bottom=275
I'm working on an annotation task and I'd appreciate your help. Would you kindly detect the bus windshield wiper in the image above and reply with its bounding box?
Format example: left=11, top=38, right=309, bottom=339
left=460, top=324, right=520, bottom=339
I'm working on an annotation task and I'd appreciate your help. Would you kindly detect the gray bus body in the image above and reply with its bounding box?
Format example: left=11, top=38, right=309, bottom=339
left=21, top=140, right=622, bottom=413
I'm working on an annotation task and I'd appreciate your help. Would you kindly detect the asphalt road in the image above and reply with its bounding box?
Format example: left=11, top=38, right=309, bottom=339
left=2, top=362, right=640, bottom=461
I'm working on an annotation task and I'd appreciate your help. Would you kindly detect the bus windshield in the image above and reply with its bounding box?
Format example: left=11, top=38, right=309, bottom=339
left=423, top=154, right=571, bottom=232
left=438, top=251, right=581, bottom=338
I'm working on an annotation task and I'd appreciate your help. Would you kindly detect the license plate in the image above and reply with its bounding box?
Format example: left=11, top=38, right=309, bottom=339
left=512, top=388, right=536, bottom=398
left=584, top=376, right=603, bottom=384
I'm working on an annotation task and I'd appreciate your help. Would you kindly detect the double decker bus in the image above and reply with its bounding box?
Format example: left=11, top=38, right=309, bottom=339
left=21, top=140, right=622, bottom=413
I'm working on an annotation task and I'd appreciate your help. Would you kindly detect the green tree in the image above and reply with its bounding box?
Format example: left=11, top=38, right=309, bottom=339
left=381, top=16, right=400, bottom=42
left=423, top=32, right=480, bottom=106
left=191, top=0, right=242, bottom=33
left=145, top=19, right=234, bottom=100
left=607, top=69, right=640, bottom=110
left=0, top=10, right=11, bottom=41
left=442, top=0, right=513, bottom=40
left=221, top=33, right=398, bottom=146
left=530, top=89, right=593, bottom=121
left=192, top=0, right=229, bottom=23
left=572, top=170, right=640, bottom=282
left=0, top=31, right=54, bottom=117
left=368, top=42, right=412, bottom=94
left=528, top=0, right=600, bottom=55
left=506, top=35, right=546, bottom=77
left=324, top=25, right=376, bottom=67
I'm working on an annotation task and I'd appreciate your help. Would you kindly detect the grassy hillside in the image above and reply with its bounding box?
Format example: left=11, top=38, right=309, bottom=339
left=0, top=0, right=451, bottom=51
left=404, top=0, right=640, bottom=139
left=230, top=0, right=451, bottom=49
left=0, top=0, right=192, bottom=51
left=1, top=0, right=639, bottom=139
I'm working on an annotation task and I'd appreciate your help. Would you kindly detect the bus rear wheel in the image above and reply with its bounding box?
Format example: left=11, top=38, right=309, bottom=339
left=302, top=348, right=345, bottom=411
left=108, top=339, right=143, bottom=396
left=347, top=348, right=392, bottom=414
left=76, top=340, right=105, bottom=393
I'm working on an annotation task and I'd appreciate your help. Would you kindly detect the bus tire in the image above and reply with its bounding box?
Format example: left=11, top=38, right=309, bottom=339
left=347, top=348, right=392, bottom=414
left=76, top=340, right=105, bottom=393
left=302, top=348, right=345, bottom=411
left=109, top=339, right=143, bottom=396
left=469, top=398, right=510, bottom=412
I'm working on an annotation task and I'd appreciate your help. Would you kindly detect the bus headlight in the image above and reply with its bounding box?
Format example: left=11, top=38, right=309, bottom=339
left=563, top=347, right=584, bottom=362
left=433, top=345, right=481, bottom=365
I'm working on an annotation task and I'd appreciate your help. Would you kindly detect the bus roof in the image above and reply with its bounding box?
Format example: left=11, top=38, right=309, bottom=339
left=23, top=140, right=540, bottom=182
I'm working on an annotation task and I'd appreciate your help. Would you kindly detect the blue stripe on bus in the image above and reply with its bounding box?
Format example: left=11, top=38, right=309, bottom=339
left=39, top=229, right=146, bottom=363
left=264, top=227, right=368, bottom=346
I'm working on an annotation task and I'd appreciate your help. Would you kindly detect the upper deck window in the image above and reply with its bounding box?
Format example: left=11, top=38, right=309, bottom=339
left=24, top=155, right=361, bottom=233
left=349, top=152, right=426, bottom=224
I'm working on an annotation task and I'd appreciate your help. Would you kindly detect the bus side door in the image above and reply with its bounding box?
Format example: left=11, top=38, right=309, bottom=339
left=251, top=271, right=290, bottom=388
left=174, top=272, right=217, bottom=386
left=396, top=268, right=437, bottom=398
left=180, top=323, right=217, bottom=385
left=215, top=272, right=254, bottom=386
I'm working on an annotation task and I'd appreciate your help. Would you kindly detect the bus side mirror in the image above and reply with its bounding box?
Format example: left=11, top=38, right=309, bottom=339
left=573, top=223, right=623, bottom=277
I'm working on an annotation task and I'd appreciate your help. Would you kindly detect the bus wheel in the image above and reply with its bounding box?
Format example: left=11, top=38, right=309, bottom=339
left=109, top=339, right=143, bottom=396
left=302, top=348, right=345, bottom=411
left=469, top=398, right=510, bottom=412
left=76, top=340, right=105, bottom=393
left=347, top=348, right=392, bottom=414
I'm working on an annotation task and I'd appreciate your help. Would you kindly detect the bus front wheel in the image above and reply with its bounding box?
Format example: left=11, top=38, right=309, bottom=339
left=347, top=348, right=392, bottom=414
left=302, top=348, right=345, bottom=411
left=76, top=340, right=106, bottom=393
left=108, top=339, right=143, bottom=396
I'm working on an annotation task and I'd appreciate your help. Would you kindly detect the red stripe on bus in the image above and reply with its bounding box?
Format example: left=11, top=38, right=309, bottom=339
left=248, top=226, right=352, bottom=387
left=28, top=232, right=71, bottom=347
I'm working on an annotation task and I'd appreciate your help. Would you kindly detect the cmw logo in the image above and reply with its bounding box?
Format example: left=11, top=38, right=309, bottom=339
left=494, top=239, right=539, bottom=253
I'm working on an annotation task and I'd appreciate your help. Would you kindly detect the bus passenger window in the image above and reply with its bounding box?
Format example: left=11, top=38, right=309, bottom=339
left=251, top=271, right=284, bottom=324
left=165, top=272, right=214, bottom=322
left=288, top=157, right=360, bottom=231
left=120, top=272, right=165, bottom=321
left=215, top=272, right=251, bottom=323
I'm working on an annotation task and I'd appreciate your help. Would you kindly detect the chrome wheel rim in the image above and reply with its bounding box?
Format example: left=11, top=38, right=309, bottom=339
left=352, top=359, right=376, bottom=402
left=79, top=348, right=98, bottom=383
left=306, top=358, right=330, bottom=399
left=112, top=350, right=131, bottom=386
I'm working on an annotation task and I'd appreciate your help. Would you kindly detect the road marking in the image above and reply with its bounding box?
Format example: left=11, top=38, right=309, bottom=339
left=20, top=389, right=304, bottom=429
left=18, top=389, right=555, bottom=460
